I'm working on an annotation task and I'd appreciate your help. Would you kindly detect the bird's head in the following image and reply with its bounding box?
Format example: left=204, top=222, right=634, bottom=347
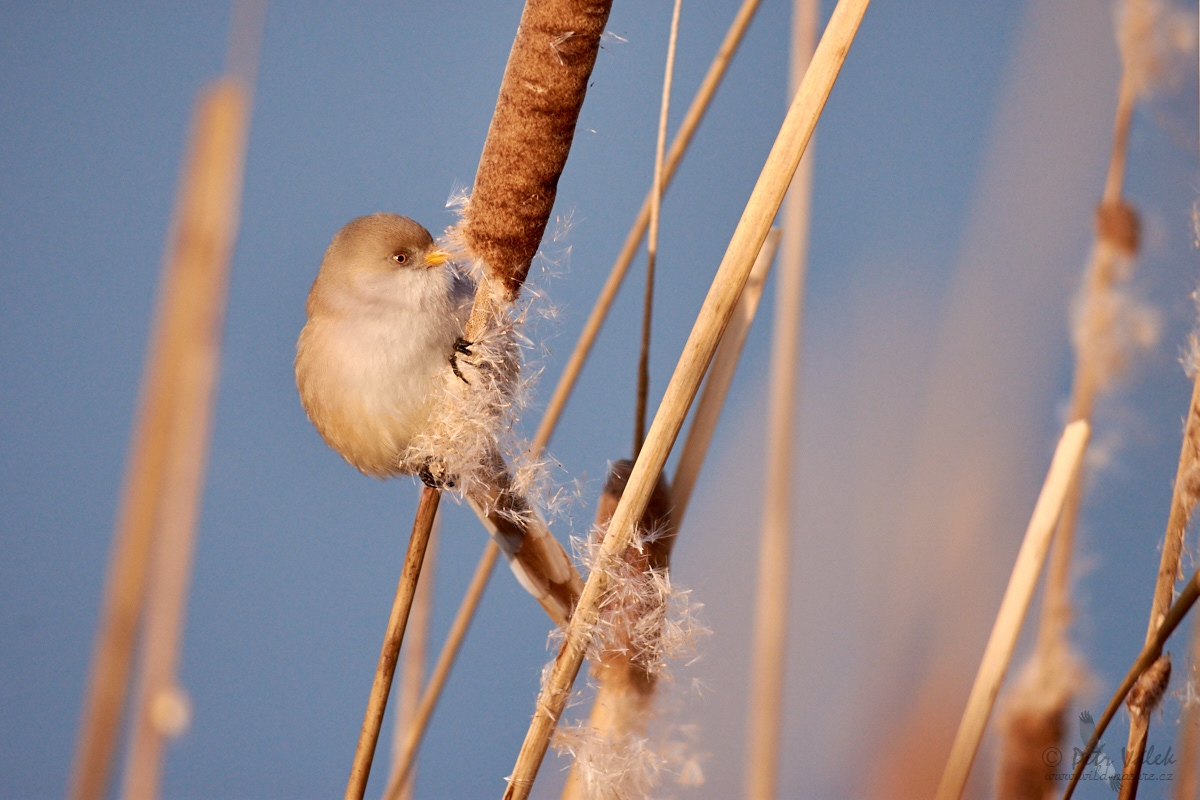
left=307, top=213, right=456, bottom=316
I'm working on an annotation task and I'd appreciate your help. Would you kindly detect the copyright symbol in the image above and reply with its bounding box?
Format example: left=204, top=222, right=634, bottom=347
left=1043, top=747, right=1061, bottom=767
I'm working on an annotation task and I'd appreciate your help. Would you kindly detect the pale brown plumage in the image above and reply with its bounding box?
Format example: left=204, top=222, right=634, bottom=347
left=296, top=213, right=581, bottom=623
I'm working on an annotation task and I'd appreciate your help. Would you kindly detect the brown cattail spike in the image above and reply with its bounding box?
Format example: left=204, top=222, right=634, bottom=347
left=1127, top=654, right=1172, bottom=717
left=1095, top=200, right=1141, bottom=257
left=596, top=459, right=676, bottom=572
left=463, top=0, right=614, bottom=299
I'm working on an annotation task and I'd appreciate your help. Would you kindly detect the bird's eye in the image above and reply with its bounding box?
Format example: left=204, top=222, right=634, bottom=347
left=391, top=252, right=408, bottom=265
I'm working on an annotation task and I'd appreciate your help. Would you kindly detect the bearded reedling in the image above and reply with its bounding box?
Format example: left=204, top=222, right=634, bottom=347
left=296, top=213, right=580, bottom=623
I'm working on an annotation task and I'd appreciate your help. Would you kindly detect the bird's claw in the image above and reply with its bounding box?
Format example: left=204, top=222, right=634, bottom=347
left=450, top=337, right=473, bottom=384
left=419, top=464, right=455, bottom=490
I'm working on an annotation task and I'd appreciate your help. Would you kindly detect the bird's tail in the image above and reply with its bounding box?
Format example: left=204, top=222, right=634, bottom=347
left=466, top=455, right=582, bottom=625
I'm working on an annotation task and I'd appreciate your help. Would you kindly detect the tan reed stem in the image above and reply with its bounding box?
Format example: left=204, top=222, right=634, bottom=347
left=68, top=78, right=251, bottom=800
left=934, top=420, right=1091, bottom=800
left=382, top=536, right=500, bottom=800
left=744, top=0, right=817, bottom=795
left=533, top=0, right=765, bottom=453
left=117, top=79, right=251, bottom=800
left=635, top=0, right=683, bottom=459
left=1173, top=607, right=1200, bottom=800
left=386, top=514, right=439, bottom=800
left=671, top=228, right=781, bottom=526
left=500, top=3, right=870, bottom=796
left=1037, top=62, right=1140, bottom=663
left=1118, top=367, right=1200, bottom=800
left=1062, top=568, right=1200, bottom=800
left=344, top=487, right=440, bottom=800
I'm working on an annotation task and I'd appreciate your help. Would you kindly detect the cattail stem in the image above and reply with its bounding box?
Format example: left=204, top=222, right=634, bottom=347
left=68, top=77, right=251, bottom=800
left=1063, top=567, right=1200, bottom=800
left=533, top=0, right=765, bottom=452
left=500, top=3, right=869, bottom=796
left=671, top=229, right=781, bottom=525
left=634, top=0, right=683, bottom=459
left=386, top=514, right=439, bottom=800
left=382, top=537, right=499, bottom=800
left=935, top=421, right=1090, bottom=800
left=343, top=487, right=439, bottom=800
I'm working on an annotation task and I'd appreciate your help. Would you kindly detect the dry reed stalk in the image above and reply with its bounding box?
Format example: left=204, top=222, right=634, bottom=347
left=117, top=79, right=251, bottom=800
left=671, top=228, right=781, bottom=525
left=1117, top=367, right=1200, bottom=800
left=1115, top=5, right=1200, bottom=795
left=1172, top=607, right=1200, bottom=800
left=634, top=0, right=683, bottom=458
left=533, top=0, right=765, bottom=451
left=386, top=514, right=439, bottom=800
left=559, top=461, right=676, bottom=800
left=1063, top=567, right=1200, bottom=800
left=344, top=487, right=440, bottom=800
left=382, top=537, right=500, bottom=800
left=556, top=233, right=781, bottom=800
left=744, top=0, right=817, bottom=796
left=500, top=2, right=869, bottom=796
left=934, top=420, right=1091, bottom=800
left=68, top=78, right=250, bottom=800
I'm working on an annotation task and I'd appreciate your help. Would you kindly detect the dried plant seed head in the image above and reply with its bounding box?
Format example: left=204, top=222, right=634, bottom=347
left=996, top=645, right=1088, bottom=800
left=461, top=0, right=614, bottom=298
left=1127, top=654, right=1172, bottom=717
left=596, top=459, right=677, bottom=570
left=1095, top=200, right=1141, bottom=257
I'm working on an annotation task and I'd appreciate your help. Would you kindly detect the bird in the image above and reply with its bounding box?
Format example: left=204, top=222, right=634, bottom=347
left=295, top=213, right=581, bottom=624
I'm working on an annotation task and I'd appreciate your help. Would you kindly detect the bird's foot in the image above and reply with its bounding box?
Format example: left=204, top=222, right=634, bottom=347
left=450, top=337, right=473, bottom=384
left=419, top=463, right=456, bottom=490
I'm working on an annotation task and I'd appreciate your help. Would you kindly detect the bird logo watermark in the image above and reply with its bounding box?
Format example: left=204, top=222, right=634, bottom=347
left=1043, top=711, right=1175, bottom=792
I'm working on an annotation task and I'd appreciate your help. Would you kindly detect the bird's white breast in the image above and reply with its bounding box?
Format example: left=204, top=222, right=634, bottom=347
left=296, top=266, right=471, bottom=477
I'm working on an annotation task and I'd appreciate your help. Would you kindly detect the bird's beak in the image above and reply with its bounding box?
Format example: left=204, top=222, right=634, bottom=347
left=424, top=249, right=451, bottom=268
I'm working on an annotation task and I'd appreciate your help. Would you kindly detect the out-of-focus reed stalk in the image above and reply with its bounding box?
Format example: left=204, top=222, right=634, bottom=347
left=386, top=515, right=439, bottom=800
left=68, top=54, right=255, bottom=800
left=117, top=77, right=252, bottom=800
left=672, top=229, right=781, bottom=525
left=1063, top=566, right=1200, bottom=800
left=344, top=488, right=440, bottom=800
left=500, top=2, right=870, bottom=796
left=744, top=0, right=817, bottom=796
left=382, top=2, right=768, bottom=780
left=935, top=421, right=1091, bottom=800
left=634, top=0, right=683, bottom=458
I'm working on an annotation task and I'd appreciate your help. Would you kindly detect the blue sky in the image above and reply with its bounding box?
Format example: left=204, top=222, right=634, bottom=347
left=3, top=2, right=1200, bottom=799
